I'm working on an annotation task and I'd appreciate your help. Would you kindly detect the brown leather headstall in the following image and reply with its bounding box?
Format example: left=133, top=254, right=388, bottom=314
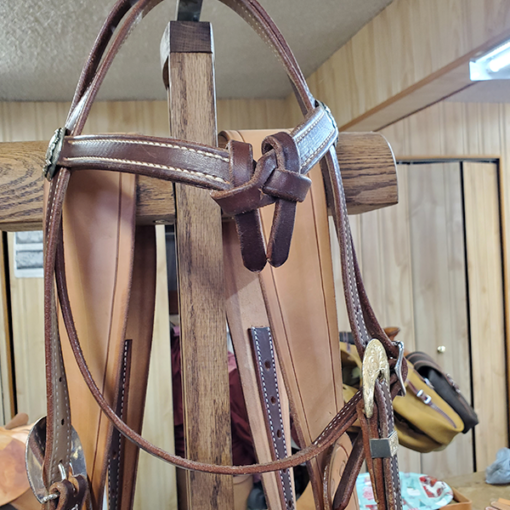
left=30, top=1, right=409, bottom=510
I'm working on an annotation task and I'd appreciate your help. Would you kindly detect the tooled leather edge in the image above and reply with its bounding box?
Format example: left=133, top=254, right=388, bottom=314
left=249, top=327, right=295, bottom=510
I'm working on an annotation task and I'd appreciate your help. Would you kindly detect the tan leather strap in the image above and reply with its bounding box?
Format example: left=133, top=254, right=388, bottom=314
left=223, top=220, right=293, bottom=510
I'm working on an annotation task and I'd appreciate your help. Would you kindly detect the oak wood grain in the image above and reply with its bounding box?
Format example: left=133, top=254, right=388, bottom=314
left=0, top=131, right=397, bottom=230
left=164, top=21, right=234, bottom=510
left=0, top=141, right=175, bottom=231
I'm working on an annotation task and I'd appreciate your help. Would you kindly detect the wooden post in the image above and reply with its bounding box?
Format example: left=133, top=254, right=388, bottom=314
left=161, top=21, right=234, bottom=510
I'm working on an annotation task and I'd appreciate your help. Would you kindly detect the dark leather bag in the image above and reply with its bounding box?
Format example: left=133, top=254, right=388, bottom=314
left=406, top=351, right=479, bottom=434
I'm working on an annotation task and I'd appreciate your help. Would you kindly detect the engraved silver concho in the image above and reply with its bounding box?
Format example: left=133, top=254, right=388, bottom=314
left=362, top=339, right=390, bottom=419
left=25, top=417, right=87, bottom=504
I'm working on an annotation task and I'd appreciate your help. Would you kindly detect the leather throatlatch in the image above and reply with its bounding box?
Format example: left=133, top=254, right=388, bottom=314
left=212, top=132, right=311, bottom=271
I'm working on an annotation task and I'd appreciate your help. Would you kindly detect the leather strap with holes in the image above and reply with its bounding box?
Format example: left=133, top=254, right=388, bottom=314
left=249, top=327, right=295, bottom=510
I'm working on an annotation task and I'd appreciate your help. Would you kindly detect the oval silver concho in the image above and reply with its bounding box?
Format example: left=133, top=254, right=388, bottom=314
left=25, top=417, right=87, bottom=504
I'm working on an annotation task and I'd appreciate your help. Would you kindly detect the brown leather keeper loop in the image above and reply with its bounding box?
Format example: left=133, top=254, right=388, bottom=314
left=229, top=140, right=267, bottom=272
left=211, top=150, right=275, bottom=216
left=261, top=131, right=302, bottom=267
left=264, top=166, right=311, bottom=202
left=211, top=133, right=311, bottom=270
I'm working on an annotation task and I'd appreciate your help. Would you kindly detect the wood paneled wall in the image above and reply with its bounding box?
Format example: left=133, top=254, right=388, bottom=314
left=381, top=102, right=510, bottom=414
left=380, top=103, right=510, bottom=474
left=285, top=0, right=510, bottom=131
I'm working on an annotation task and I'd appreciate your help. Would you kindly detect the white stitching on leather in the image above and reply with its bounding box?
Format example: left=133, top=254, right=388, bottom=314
left=46, top=169, right=65, bottom=244
left=301, top=126, right=336, bottom=170
left=314, top=396, right=356, bottom=444
left=253, top=328, right=294, bottom=509
left=52, top=313, right=60, bottom=479
left=110, top=341, right=129, bottom=505
left=47, top=170, right=68, bottom=480
left=64, top=156, right=229, bottom=184
left=266, top=328, right=294, bottom=509
left=380, top=379, right=399, bottom=507
left=69, top=138, right=230, bottom=163
left=295, top=108, right=325, bottom=143
left=338, top=170, right=369, bottom=342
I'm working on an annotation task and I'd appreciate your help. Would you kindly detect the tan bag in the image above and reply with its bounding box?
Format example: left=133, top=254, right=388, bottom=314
left=340, top=341, right=464, bottom=453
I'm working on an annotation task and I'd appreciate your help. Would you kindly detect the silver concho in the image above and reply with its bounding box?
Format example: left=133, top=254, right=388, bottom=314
left=362, top=339, right=390, bottom=419
left=25, top=417, right=87, bottom=504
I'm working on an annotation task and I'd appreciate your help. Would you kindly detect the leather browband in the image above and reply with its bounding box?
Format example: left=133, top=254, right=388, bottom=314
left=39, top=0, right=408, bottom=509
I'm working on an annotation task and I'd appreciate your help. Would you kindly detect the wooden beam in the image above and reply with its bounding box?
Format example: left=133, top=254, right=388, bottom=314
left=162, top=21, right=234, bottom=510
left=0, top=131, right=397, bottom=231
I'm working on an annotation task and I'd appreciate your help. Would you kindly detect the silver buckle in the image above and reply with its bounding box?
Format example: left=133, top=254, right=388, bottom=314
left=43, top=127, right=66, bottom=181
left=370, top=430, right=399, bottom=458
left=394, top=340, right=406, bottom=396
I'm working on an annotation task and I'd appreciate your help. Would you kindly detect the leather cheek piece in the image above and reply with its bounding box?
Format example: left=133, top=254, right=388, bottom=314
left=211, top=133, right=311, bottom=271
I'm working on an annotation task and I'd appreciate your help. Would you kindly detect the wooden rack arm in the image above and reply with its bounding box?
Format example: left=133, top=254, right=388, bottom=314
left=0, top=132, right=397, bottom=231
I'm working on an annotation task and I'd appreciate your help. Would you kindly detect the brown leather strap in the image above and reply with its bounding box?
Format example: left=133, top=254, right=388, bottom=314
left=42, top=170, right=72, bottom=492
left=48, top=475, right=88, bottom=510
left=249, top=328, right=295, bottom=510
left=332, top=434, right=365, bottom=510
left=57, top=251, right=364, bottom=473
left=222, top=140, right=266, bottom=271
left=108, top=340, right=131, bottom=510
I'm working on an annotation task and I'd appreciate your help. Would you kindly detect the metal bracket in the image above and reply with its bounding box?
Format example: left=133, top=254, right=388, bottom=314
left=176, top=0, right=204, bottom=21
left=43, top=127, right=66, bottom=181
left=370, top=431, right=399, bottom=458
left=394, top=340, right=406, bottom=396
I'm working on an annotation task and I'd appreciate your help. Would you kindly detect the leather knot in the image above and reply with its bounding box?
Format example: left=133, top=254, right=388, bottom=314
left=211, top=132, right=311, bottom=272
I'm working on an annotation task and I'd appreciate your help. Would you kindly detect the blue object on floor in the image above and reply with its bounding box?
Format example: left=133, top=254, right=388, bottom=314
left=486, top=448, right=510, bottom=485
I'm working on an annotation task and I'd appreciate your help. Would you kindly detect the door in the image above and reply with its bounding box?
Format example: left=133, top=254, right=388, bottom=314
left=332, top=160, right=508, bottom=478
